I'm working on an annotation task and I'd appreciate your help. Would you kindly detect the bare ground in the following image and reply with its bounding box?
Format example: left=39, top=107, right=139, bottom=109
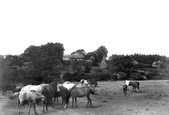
left=1, top=80, right=169, bottom=115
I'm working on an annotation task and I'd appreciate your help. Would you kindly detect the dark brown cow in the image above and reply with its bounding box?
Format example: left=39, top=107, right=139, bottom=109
left=41, top=85, right=54, bottom=111
left=57, top=85, right=71, bottom=108
left=129, top=81, right=140, bottom=92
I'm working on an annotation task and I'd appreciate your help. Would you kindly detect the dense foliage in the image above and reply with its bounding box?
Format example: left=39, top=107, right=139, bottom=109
left=0, top=42, right=64, bottom=84
left=85, top=46, right=108, bottom=66
left=108, top=54, right=168, bottom=80
left=0, top=42, right=169, bottom=85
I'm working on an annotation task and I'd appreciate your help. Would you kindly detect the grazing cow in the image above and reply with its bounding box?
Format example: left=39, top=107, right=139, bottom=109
left=18, top=90, right=46, bottom=115
left=16, top=84, right=49, bottom=106
left=41, top=85, right=54, bottom=112
left=124, top=80, right=140, bottom=92
left=57, top=85, right=71, bottom=108
left=49, top=80, right=62, bottom=101
left=71, top=86, right=95, bottom=108
left=123, top=84, right=128, bottom=96
left=56, top=81, right=76, bottom=108
left=129, top=81, right=140, bottom=92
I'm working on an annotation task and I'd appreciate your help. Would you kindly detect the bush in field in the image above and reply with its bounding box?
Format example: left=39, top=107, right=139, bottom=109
left=96, top=70, right=110, bottom=81
left=62, top=72, right=82, bottom=81
left=146, top=71, right=160, bottom=79
left=111, top=74, right=118, bottom=81
left=90, top=69, right=115, bottom=81
left=108, top=72, right=118, bottom=81
left=83, top=62, right=92, bottom=73
left=62, top=72, right=74, bottom=81
left=63, top=68, right=115, bottom=81
left=43, top=74, right=60, bottom=83
left=1, top=69, right=26, bottom=83
left=130, top=72, right=144, bottom=80
left=117, top=72, right=127, bottom=80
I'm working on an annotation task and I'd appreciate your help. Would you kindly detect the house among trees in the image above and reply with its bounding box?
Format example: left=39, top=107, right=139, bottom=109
left=63, top=52, right=84, bottom=61
left=63, top=54, right=70, bottom=61
left=70, top=52, right=84, bottom=61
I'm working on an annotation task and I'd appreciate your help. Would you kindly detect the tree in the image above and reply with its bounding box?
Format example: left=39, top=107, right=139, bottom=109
left=21, top=45, right=40, bottom=63
left=0, top=55, right=24, bottom=83
left=71, top=49, right=86, bottom=56
left=100, top=59, right=108, bottom=69
left=108, top=55, right=133, bottom=79
left=2, top=55, right=23, bottom=67
left=85, top=52, right=95, bottom=61
left=22, top=42, right=65, bottom=82
left=94, top=46, right=108, bottom=66
left=108, top=54, right=124, bottom=72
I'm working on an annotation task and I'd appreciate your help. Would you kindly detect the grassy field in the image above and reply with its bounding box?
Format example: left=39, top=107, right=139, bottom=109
left=1, top=80, right=169, bottom=115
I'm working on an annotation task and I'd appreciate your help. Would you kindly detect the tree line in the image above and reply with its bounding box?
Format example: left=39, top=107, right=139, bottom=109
left=0, top=42, right=168, bottom=84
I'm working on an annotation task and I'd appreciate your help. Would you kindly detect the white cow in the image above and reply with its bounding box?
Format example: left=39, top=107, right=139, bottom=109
left=21, top=84, right=49, bottom=94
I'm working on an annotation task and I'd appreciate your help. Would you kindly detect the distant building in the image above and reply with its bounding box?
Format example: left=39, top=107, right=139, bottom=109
left=63, top=54, right=70, bottom=61
left=63, top=53, right=84, bottom=61
left=70, top=52, right=84, bottom=61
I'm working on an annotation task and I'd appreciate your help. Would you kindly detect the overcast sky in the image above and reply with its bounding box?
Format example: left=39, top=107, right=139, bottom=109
left=0, top=0, right=169, bottom=57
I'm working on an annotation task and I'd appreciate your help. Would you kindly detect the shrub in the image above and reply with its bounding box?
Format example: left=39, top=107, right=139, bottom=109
left=90, top=70, right=115, bottom=81
left=118, top=72, right=127, bottom=80
left=146, top=71, right=159, bottom=79
left=84, top=64, right=91, bottom=73
left=63, top=69, right=124, bottom=81
left=62, top=72, right=84, bottom=81
left=98, top=70, right=110, bottom=81
left=130, top=72, right=143, bottom=80
left=111, top=75, right=118, bottom=81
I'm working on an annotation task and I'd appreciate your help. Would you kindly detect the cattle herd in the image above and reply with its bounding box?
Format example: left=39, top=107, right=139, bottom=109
left=0, top=79, right=140, bottom=115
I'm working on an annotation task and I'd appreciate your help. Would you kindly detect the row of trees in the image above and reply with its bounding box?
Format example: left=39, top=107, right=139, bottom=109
left=0, top=42, right=65, bottom=84
left=108, top=54, right=168, bottom=80
left=0, top=42, right=168, bottom=84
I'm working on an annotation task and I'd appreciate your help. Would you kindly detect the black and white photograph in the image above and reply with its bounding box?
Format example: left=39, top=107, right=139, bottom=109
left=0, top=0, right=169, bottom=115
